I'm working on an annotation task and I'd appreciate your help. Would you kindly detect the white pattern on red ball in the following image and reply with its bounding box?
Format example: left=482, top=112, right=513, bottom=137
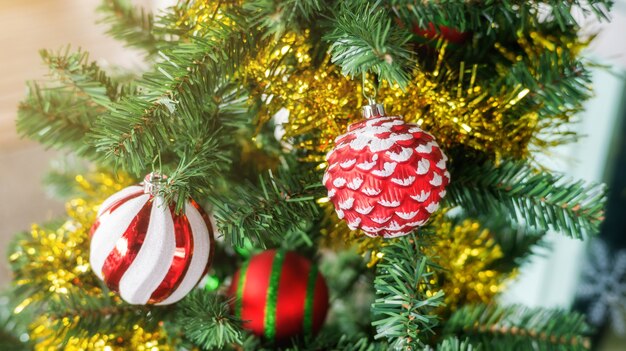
left=324, top=116, right=449, bottom=238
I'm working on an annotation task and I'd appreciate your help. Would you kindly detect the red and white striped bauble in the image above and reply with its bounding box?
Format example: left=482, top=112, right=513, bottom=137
left=323, top=103, right=450, bottom=238
left=89, top=173, right=214, bottom=305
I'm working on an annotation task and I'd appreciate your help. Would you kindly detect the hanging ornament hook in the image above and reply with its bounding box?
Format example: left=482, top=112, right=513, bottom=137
left=361, top=72, right=378, bottom=105
left=144, top=172, right=168, bottom=195
left=361, top=73, right=385, bottom=119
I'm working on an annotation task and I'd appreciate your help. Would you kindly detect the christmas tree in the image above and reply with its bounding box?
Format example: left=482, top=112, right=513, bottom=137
left=2, top=0, right=614, bottom=349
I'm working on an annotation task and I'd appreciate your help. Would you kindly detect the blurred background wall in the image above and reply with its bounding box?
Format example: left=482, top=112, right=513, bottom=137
left=0, top=0, right=155, bottom=286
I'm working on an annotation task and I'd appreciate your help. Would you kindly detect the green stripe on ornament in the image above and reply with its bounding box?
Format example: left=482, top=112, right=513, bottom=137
left=303, top=263, right=318, bottom=336
left=235, top=260, right=250, bottom=319
left=264, top=250, right=285, bottom=341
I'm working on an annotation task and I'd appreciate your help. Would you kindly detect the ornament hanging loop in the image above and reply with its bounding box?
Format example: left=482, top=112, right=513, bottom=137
left=361, top=72, right=378, bottom=105
left=144, top=172, right=168, bottom=195
left=361, top=73, right=385, bottom=119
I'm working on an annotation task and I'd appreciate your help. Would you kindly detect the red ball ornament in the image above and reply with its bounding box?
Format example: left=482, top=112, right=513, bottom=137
left=412, top=22, right=470, bottom=45
left=323, top=103, right=450, bottom=238
left=89, top=173, right=214, bottom=305
left=228, top=250, right=329, bottom=342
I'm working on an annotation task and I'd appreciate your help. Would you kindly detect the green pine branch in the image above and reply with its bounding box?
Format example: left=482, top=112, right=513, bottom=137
left=489, top=225, right=547, bottom=273
left=209, top=165, right=323, bottom=248
left=98, top=0, right=161, bottom=54
left=245, top=0, right=325, bottom=36
left=0, top=294, right=31, bottom=351
left=473, top=214, right=548, bottom=273
left=537, top=0, right=611, bottom=28
left=40, top=47, right=138, bottom=106
left=389, top=0, right=611, bottom=35
left=434, top=337, right=480, bottom=351
left=175, top=290, right=244, bottom=350
left=163, top=127, right=234, bottom=212
left=371, top=234, right=445, bottom=349
left=16, top=84, right=95, bottom=157
left=243, top=332, right=388, bottom=351
left=42, top=289, right=165, bottom=345
left=0, top=325, right=28, bottom=350
left=91, top=9, right=261, bottom=201
left=325, top=0, right=414, bottom=88
left=501, top=49, right=592, bottom=118
left=289, top=334, right=389, bottom=351
left=16, top=47, right=137, bottom=159
left=90, top=37, right=237, bottom=169
left=444, top=304, right=591, bottom=351
left=330, top=335, right=389, bottom=351
left=446, top=159, right=606, bottom=239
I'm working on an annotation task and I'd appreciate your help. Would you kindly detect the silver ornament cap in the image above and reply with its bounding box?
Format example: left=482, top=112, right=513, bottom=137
left=361, top=103, right=386, bottom=119
left=144, top=172, right=168, bottom=195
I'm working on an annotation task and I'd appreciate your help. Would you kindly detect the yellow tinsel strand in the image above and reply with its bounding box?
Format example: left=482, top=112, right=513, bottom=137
left=173, top=0, right=240, bottom=35
left=10, top=172, right=134, bottom=305
left=424, top=218, right=515, bottom=312
left=249, top=30, right=590, bottom=163
left=319, top=210, right=513, bottom=311
left=244, top=31, right=365, bottom=162
left=32, top=321, right=172, bottom=351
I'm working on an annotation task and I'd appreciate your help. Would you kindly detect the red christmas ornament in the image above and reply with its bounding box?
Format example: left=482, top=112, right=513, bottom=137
left=228, top=250, right=329, bottom=342
left=89, top=173, right=214, bottom=305
left=412, top=22, right=469, bottom=45
left=323, top=103, right=450, bottom=238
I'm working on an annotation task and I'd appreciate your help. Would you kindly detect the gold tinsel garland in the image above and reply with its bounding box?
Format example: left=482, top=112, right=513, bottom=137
left=31, top=321, right=171, bottom=351
left=174, top=4, right=590, bottom=164
left=245, top=32, right=364, bottom=162
left=247, top=30, right=588, bottom=163
left=320, top=207, right=514, bottom=311
left=173, top=0, right=240, bottom=35
left=9, top=172, right=172, bottom=350
left=173, top=2, right=590, bottom=163
left=424, top=218, right=515, bottom=312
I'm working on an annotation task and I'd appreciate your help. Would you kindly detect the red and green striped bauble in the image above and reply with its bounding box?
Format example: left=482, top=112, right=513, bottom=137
left=228, top=250, right=329, bottom=342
